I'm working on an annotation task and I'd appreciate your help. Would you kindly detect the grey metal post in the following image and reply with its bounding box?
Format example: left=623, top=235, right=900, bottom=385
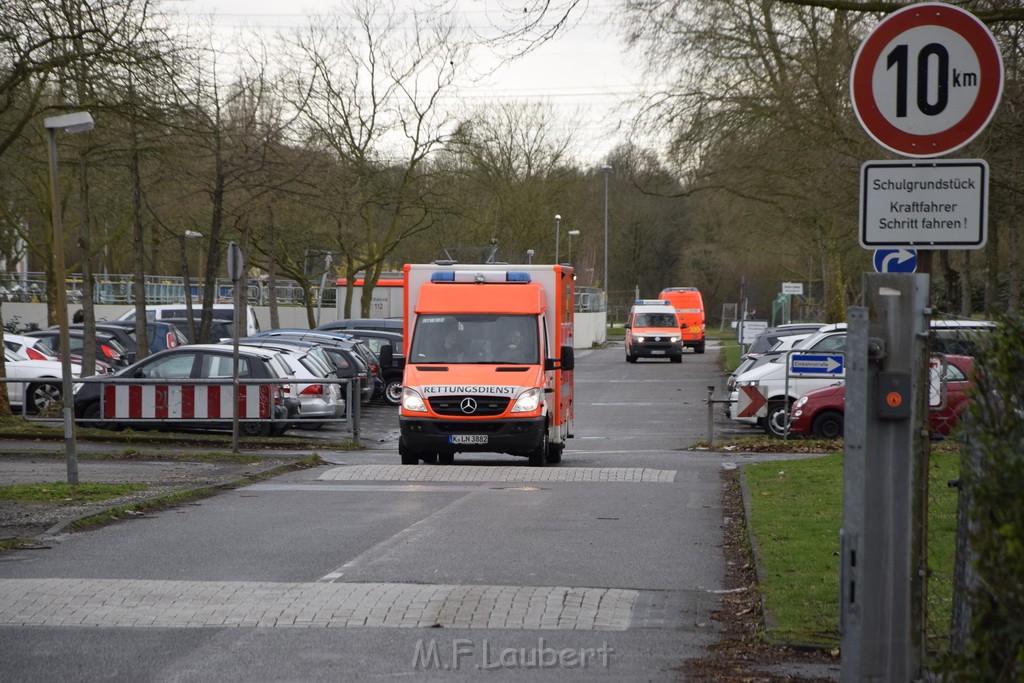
left=352, top=377, right=361, bottom=446
left=841, top=273, right=929, bottom=682
left=706, top=385, right=715, bottom=446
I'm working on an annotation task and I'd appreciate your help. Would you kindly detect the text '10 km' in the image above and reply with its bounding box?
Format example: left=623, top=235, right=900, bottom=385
left=886, top=43, right=977, bottom=119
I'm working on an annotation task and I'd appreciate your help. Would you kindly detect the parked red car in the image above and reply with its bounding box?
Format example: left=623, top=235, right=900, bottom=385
left=788, top=355, right=974, bottom=439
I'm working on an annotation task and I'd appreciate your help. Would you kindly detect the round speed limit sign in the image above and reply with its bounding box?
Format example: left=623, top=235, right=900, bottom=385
left=851, top=2, right=1003, bottom=158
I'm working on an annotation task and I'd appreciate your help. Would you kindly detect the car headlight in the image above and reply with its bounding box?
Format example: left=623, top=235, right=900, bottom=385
left=511, top=388, right=542, bottom=413
left=795, top=396, right=808, bottom=408
left=401, top=387, right=427, bottom=412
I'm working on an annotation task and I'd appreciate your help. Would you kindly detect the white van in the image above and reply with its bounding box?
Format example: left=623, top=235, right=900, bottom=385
left=117, top=303, right=261, bottom=337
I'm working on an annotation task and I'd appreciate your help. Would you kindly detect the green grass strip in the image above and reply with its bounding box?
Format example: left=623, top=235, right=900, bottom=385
left=0, top=482, right=148, bottom=503
left=743, top=450, right=959, bottom=647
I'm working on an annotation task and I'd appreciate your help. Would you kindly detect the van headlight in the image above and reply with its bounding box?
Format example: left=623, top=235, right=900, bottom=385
left=402, top=387, right=428, bottom=413
left=670, top=336, right=680, bottom=343
left=511, top=388, right=542, bottom=413
left=636, top=336, right=646, bottom=342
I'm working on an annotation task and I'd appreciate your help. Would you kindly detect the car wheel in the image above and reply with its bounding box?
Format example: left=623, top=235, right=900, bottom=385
left=670, top=355, right=682, bottom=364
left=26, top=381, right=61, bottom=415
left=626, top=354, right=637, bottom=363
left=529, top=430, right=548, bottom=467
left=241, top=421, right=272, bottom=438
left=546, top=441, right=562, bottom=464
left=438, top=452, right=454, bottom=465
left=81, top=401, right=119, bottom=431
left=763, top=399, right=792, bottom=438
left=812, top=410, right=844, bottom=440
left=384, top=379, right=403, bottom=406
left=695, top=342, right=706, bottom=354
left=399, top=438, right=418, bottom=465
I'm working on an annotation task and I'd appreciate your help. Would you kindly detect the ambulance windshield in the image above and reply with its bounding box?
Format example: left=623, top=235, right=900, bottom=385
left=410, top=314, right=539, bottom=364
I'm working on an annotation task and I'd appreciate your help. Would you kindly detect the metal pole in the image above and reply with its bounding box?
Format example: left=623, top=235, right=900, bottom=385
left=554, top=215, right=561, bottom=264
left=706, top=385, right=715, bottom=446
left=602, top=165, right=612, bottom=303
left=46, top=128, right=78, bottom=485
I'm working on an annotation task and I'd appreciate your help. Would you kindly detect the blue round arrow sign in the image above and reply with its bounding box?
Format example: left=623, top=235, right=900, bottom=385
left=874, top=248, right=917, bottom=273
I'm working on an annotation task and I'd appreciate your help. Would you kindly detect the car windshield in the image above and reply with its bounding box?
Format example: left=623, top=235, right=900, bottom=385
left=410, top=314, right=538, bottom=365
left=634, top=313, right=678, bottom=327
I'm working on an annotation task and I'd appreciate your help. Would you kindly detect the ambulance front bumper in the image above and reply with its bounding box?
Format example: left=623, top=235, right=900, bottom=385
left=399, top=416, right=546, bottom=455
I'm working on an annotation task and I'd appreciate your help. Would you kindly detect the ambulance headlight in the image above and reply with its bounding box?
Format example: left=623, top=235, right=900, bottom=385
left=402, top=387, right=428, bottom=412
left=511, top=388, right=542, bottom=413
left=636, top=336, right=646, bottom=342
left=670, top=336, right=680, bottom=343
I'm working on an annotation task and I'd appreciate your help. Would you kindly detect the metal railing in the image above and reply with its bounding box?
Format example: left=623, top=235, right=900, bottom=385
left=0, top=375, right=363, bottom=444
left=0, top=272, right=330, bottom=308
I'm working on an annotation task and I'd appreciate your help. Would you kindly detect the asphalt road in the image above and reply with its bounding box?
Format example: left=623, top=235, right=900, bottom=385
left=0, top=343, right=746, bottom=682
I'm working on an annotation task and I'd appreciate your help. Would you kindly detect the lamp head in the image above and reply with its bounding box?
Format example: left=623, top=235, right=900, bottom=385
left=44, top=111, right=95, bottom=134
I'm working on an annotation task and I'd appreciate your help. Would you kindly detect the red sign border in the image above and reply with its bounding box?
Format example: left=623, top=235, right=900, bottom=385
left=851, top=2, right=1003, bottom=158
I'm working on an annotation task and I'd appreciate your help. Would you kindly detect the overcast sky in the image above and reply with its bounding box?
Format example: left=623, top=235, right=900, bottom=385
left=170, top=1, right=645, bottom=166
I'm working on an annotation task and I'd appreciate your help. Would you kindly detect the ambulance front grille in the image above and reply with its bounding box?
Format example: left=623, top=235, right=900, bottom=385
left=429, top=396, right=511, bottom=417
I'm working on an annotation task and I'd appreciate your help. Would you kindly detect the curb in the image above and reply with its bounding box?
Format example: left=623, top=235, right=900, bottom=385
left=40, top=458, right=321, bottom=537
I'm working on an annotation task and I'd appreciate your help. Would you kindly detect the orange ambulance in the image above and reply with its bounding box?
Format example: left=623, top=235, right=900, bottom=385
left=399, top=263, right=575, bottom=467
left=658, top=287, right=706, bottom=354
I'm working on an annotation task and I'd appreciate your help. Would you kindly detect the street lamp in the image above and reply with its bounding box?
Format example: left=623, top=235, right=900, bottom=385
left=567, top=229, right=580, bottom=264
left=44, top=111, right=95, bottom=486
left=181, top=230, right=203, bottom=341
left=554, top=214, right=562, bottom=264
left=526, top=249, right=534, bottom=265
left=601, top=164, right=612, bottom=304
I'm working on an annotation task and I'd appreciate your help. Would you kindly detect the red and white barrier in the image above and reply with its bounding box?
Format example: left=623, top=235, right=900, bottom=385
left=102, top=384, right=273, bottom=420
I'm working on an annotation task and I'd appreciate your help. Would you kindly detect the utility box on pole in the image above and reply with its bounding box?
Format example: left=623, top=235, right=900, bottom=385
left=841, top=273, right=930, bottom=682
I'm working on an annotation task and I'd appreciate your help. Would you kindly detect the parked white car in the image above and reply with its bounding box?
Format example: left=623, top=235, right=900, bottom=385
left=730, top=319, right=995, bottom=437
left=3, top=348, right=82, bottom=414
left=117, top=303, right=260, bottom=337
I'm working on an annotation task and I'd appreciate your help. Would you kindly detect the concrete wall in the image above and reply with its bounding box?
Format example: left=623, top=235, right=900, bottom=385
left=4, top=303, right=608, bottom=348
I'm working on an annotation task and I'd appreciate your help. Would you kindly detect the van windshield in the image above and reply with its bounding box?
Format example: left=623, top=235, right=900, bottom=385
left=635, top=313, right=678, bottom=327
left=411, top=314, right=539, bottom=364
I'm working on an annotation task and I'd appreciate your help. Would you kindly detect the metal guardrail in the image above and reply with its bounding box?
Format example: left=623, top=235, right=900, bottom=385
left=0, top=375, right=363, bottom=444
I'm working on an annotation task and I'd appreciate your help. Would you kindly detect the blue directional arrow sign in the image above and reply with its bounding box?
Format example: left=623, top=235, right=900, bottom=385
left=789, top=354, right=845, bottom=375
left=874, top=248, right=917, bottom=273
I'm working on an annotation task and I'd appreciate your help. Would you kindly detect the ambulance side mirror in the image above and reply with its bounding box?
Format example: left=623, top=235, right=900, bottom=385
left=546, top=345, right=575, bottom=372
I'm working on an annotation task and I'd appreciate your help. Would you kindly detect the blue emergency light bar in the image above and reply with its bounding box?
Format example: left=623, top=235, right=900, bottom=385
left=430, top=271, right=532, bottom=283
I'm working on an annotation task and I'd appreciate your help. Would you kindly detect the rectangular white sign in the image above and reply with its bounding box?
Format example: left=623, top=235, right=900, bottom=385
left=860, top=160, right=987, bottom=250
left=782, top=282, right=803, bottom=296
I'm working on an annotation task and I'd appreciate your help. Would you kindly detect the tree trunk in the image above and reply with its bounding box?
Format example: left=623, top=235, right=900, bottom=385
left=960, top=251, right=972, bottom=316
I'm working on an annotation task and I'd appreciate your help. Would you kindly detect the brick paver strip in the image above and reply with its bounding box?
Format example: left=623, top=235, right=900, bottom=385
left=0, top=579, right=640, bottom=630
left=318, top=465, right=676, bottom=483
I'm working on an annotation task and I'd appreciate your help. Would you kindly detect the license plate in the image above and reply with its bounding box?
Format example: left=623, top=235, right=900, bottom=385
left=451, top=435, right=488, bottom=445
left=651, top=350, right=665, bottom=355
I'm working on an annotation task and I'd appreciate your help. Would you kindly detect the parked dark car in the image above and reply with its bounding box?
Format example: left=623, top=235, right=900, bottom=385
left=27, top=329, right=131, bottom=368
left=326, top=328, right=404, bottom=405
left=73, top=344, right=299, bottom=436
left=70, top=320, right=187, bottom=361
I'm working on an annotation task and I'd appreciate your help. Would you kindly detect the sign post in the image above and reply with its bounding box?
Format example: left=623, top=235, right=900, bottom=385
left=847, top=5, right=1002, bottom=681
left=227, top=241, right=243, bottom=453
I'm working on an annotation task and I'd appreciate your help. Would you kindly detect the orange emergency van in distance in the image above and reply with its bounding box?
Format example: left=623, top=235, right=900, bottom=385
left=399, top=263, right=575, bottom=467
left=624, top=299, right=683, bottom=363
left=658, top=287, right=706, bottom=354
